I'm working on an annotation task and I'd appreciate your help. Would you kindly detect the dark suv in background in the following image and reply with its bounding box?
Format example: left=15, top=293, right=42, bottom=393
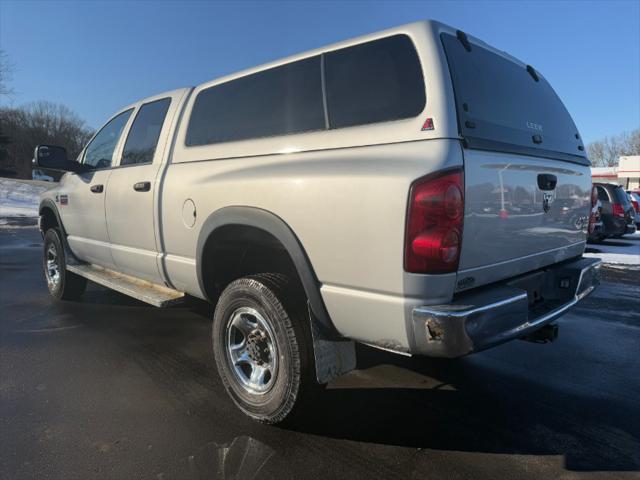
left=627, top=190, right=640, bottom=229
left=594, top=183, right=637, bottom=238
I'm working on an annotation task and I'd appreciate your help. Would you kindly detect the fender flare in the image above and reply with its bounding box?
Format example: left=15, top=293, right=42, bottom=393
left=196, top=206, right=338, bottom=337
left=39, top=199, right=80, bottom=262
left=39, top=199, right=66, bottom=234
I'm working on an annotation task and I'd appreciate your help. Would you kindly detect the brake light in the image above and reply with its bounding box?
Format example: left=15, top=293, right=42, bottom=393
left=405, top=170, right=464, bottom=273
left=612, top=203, right=625, bottom=218
left=588, top=185, right=597, bottom=234
left=631, top=199, right=639, bottom=213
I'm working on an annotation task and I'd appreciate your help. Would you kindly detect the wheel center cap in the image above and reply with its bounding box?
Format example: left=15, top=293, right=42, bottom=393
left=246, top=329, right=270, bottom=365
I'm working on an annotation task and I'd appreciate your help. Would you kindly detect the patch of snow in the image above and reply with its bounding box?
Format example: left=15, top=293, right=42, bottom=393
left=0, top=178, right=49, bottom=215
left=0, top=178, right=51, bottom=226
left=584, top=231, right=640, bottom=266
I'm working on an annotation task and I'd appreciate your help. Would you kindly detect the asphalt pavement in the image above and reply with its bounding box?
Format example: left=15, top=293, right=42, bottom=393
left=1, top=227, right=639, bottom=480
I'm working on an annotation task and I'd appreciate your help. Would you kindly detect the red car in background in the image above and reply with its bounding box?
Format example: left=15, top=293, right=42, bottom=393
left=627, top=190, right=640, bottom=228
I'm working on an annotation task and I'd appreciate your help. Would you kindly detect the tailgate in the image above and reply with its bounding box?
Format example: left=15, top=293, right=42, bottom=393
left=458, top=149, right=591, bottom=289
left=440, top=30, right=592, bottom=290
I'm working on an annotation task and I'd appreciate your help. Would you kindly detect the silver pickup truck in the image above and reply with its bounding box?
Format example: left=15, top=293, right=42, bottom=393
left=34, top=20, right=601, bottom=424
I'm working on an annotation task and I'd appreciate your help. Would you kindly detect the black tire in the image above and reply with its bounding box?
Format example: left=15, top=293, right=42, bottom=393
left=43, top=229, right=87, bottom=300
left=212, top=273, right=318, bottom=424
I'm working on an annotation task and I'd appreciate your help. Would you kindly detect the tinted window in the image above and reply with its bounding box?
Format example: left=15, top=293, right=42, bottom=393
left=613, top=186, right=631, bottom=205
left=84, top=110, right=133, bottom=169
left=186, top=57, right=325, bottom=146
left=122, top=98, right=171, bottom=166
left=596, top=186, right=609, bottom=202
left=325, top=35, right=425, bottom=129
left=441, top=33, right=587, bottom=163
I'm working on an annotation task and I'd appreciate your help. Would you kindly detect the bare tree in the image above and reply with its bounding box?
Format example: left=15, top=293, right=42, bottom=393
left=587, top=128, right=640, bottom=167
left=587, top=141, right=607, bottom=167
left=628, top=129, right=640, bottom=155
left=0, top=50, right=15, bottom=98
left=0, top=101, right=94, bottom=179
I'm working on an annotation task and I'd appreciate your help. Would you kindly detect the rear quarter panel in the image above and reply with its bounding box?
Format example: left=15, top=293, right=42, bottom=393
left=161, top=139, right=463, bottom=349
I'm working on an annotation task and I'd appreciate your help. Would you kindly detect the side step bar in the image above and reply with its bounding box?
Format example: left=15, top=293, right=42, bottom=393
left=66, top=264, right=185, bottom=307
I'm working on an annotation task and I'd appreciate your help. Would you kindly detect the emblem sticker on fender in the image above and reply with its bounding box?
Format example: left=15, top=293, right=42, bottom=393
left=421, top=117, right=434, bottom=131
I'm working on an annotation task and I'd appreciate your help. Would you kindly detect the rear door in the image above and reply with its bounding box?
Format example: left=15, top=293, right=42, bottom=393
left=105, top=92, right=181, bottom=284
left=440, top=32, right=592, bottom=289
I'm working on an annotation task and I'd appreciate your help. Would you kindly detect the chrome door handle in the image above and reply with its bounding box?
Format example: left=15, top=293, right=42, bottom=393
left=90, top=184, right=104, bottom=193
left=133, top=181, right=151, bottom=192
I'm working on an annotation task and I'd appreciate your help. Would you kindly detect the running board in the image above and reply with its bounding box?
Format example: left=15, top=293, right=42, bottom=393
left=66, top=264, right=185, bottom=307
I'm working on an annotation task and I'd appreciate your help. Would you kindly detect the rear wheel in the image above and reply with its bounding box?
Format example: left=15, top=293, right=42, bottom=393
left=212, top=274, right=318, bottom=424
left=43, top=229, right=87, bottom=300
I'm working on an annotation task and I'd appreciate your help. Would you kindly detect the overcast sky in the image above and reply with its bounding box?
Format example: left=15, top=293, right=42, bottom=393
left=1, top=0, right=639, bottom=144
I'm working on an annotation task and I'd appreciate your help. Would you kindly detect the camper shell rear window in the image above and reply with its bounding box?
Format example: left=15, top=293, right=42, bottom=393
left=441, top=33, right=588, bottom=165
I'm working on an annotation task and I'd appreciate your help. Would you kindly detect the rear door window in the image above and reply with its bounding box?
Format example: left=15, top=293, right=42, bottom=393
left=121, top=98, right=171, bottom=166
left=324, top=34, right=425, bottom=129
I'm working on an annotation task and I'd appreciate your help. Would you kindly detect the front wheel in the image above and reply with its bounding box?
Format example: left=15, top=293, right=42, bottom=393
left=43, top=229, right=87, bottom=300
left=212, top=274, right=318, bottom=424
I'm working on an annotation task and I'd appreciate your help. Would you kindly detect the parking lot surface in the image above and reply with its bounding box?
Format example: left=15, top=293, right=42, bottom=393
left=1, top=227, right=639, bottom=479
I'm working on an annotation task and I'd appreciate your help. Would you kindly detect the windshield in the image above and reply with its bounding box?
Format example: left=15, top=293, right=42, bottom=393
left=441, top=33, right=588, bottom=165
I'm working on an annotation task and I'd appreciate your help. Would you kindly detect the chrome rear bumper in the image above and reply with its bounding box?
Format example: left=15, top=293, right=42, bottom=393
left=411, top=257, right=601, bottom=358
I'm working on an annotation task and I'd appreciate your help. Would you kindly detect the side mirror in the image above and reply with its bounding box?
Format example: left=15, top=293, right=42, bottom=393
left=32, top=145, right=86, bottom=173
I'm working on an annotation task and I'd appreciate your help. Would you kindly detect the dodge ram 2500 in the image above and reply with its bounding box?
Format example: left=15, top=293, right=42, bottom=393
left=35, top=20, right=601, bottom=423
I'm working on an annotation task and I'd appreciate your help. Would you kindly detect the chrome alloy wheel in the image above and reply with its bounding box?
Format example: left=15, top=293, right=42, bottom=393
left=45, top=243, right=61, bottom=290
left=225, top=307, right=278, bottom=395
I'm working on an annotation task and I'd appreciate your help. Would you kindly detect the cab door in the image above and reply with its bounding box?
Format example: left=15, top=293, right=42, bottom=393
left=62, top=108, right=133, bottom=269
left=105, top=93, right=178, bottom=284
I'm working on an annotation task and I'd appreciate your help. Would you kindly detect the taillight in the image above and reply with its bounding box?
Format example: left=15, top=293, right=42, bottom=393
left=612, top=203, right=625, bottom=218
left=631, top=199, right=639, bottom=213
left=588, top=185, right=597, bottom=234
left=405, top=170, right=464, bottom=273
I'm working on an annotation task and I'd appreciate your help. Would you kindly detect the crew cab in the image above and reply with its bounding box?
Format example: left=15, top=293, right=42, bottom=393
left=34, top=20, right=601, bottom=424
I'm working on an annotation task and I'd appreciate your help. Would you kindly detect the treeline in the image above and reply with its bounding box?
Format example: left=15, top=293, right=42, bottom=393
left=587, top=129, right=640, bottom=167
left=0, top=101, right=94, bottom=179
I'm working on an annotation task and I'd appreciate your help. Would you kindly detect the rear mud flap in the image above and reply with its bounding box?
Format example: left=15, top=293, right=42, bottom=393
left=308, top=305, right=356, bottom=384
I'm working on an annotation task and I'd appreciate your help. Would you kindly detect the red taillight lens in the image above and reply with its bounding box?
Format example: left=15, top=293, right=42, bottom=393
left=612, top=203, right=625, bottom=217
left=588, top=185, right=598, bottom=234
left=405, top=170, right=464, bottom=273
left=631, top=199, right=639, bottom=213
